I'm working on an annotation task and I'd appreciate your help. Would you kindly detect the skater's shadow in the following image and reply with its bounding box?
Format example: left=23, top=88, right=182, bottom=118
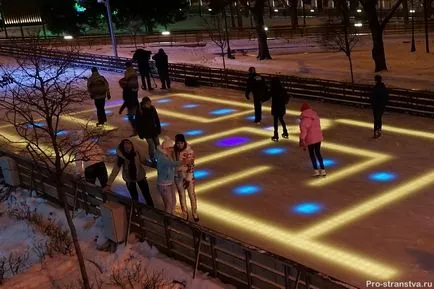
left=407, top=248, right=434, bottom=271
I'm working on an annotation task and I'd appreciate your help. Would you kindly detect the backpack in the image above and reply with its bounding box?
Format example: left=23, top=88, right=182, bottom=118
left=89, top=77, right=107, bottom=97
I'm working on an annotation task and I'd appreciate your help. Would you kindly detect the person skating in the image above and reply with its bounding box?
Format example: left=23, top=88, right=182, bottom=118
left=299, top=103, right=326, bottom=177
left=104, top=138, right=154, bottom=207
left=152, top=48, right=170, bottom=89
left=136, top=97, right=161, bottom=165
left=155, top=137, right=182, bottom=214
left=173, top=134, right=199, bottom=222
left=87, top=67, right=111, bottom=126
left=132, top=49, right=153, bottom=91
left=119, top=62, right=140, bottom=136
left=269, top=77, right=289, bottom=142
left=371, top=75, right=388, bottom=139
left=245, top=67, right=267, bottom=124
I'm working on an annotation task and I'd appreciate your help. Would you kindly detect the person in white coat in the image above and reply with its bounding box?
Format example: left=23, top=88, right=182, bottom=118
left=173, top=134, right=199, bottom=222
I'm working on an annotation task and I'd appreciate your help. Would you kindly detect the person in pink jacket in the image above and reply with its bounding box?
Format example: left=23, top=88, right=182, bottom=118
left=299, top=103, right=326, bottom=177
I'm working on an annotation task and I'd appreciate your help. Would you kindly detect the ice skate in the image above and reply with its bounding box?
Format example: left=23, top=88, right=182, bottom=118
left=312, top=169, right=320, bottom=177
left=320, top=169, right=327, bottom=177
left=271, top=136, right=279, bottom=142
left=281, top=132, right=289, bottom=139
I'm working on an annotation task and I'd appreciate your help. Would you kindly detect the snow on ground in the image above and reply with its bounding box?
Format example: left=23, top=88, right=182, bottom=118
left=76, top=33, right=434, bottom=90
left=0, top=187, right=234, bottom=289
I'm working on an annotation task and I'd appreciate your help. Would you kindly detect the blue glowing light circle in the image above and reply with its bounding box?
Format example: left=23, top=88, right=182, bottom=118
left=292, top=202, right=323, bottom=215
left=193, top=170, right=210, bottom=180
left=107, top=148, right=117, bottom=156
left=245, top=115, right=256, bottom=121
left=185, top=129, right=204, bottom=136
left=55, top=130, right=68, bottom=136
left=210, top=108, right=236, bottom=116
left=156, top=98, right=172, bottom=104
left=216, top=136, right=250, bottom=147
left=24, top=122, right=46, bottom=129
left=233, top=185, right=261, bottom=196
left=263, top=147, right=287, bottom=155
left=160, top=122, right=169, bottom=127
left=369, top=172, right=397, bottom=182
left=183, top=104, right=199, bottom=108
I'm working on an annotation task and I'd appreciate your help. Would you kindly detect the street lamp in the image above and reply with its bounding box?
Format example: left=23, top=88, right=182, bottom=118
left=410, top=4, right=416, bottom=52
left=98, top=0, right=118, bottom=57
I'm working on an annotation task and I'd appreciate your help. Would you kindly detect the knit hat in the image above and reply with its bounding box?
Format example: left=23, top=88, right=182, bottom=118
left=300, top=103, right=311, bottom=111
left=175, top=134, right=186, bottom=143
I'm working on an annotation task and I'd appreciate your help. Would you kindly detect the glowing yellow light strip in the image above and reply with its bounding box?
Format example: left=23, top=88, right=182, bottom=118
left=307, top=156, right=392, bottom=187
left=198, top=200, right=397, bottom=279
left=299, top=171, right=434, bottom=238
left=157, top=108, right=253, bottom=123
left=335, top=119, right=434, bottom=140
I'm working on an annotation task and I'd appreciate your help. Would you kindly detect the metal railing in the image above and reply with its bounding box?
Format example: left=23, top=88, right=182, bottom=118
left=0, top=44, right=433, bottom=118
left=0, top=150, right=357, bottom=289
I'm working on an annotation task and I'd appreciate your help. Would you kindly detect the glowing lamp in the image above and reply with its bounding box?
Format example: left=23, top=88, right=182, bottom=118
left=161, top=31, right=170, bottom=36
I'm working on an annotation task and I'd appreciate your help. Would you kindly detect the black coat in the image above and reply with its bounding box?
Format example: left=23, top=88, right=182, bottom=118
left=270, top=86, right=288, bottom=116
left=133, top=49, right=151, bottom=73
left=371, top=83, right=389, bottom=110
left=152, top=52, right=169, bottom=72
left=245, top=74, right=267, bottom=102
left=136, top=106, right=161, bottom=139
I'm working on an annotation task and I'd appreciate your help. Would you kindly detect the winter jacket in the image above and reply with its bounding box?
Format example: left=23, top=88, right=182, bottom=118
left=299, top=108, right=324, bottom=146
left=152, top=52, right=169, bottom=72
left=270, top=86, right=288, bottom=116
left=120, top=67, right=139, bottom=91
left=174, top=145, right=195, bottom=181
left=371, top=82, right=389, bottom=110
left=245, top=73, right=267, bottom=102
left=107, top=139, right=148, bottom=184
left=155, top=148, right=181, bottom=185
left=136, top=106, right=161, bottom=139
left=75, top=141, right=105, bottom=175
left=132, top=49, right=151, bottom=72
left=87, top=72, right=110, bottom=100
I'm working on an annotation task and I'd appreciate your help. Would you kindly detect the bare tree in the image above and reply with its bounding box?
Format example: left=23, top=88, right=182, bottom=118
left=202, top=14, right=229, bottom=71
left=127, top=18, right=144, bottom=49
left=359, top=0, right=403, bottom=72
left=321, top=0, right=360, bottom=83
left=422, top=0, right=433, bottom=52
left=0, top=43, right=111, bottom=289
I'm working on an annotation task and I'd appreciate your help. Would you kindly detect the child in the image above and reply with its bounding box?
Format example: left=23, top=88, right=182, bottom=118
left=299, top=103, right=326, bottom=177
left=174, top=134, right=199, bottom=222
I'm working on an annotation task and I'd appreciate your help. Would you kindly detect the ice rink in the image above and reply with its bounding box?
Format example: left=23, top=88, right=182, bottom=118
left=1, top=70, right=434, bottom=288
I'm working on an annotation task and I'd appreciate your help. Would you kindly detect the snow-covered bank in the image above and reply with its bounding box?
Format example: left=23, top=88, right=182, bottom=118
left=0, top=187, right=233, bottom=289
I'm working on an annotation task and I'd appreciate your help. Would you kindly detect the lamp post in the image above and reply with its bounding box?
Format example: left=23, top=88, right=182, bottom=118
left=98, top=0, right=118, bottom=57
left=410, top=3, right=415, bottom=52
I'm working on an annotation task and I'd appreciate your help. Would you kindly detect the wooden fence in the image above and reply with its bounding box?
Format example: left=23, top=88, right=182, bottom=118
left=0, top=44, right=433, bottom=117
left=0, top=150, right=357, bottom=289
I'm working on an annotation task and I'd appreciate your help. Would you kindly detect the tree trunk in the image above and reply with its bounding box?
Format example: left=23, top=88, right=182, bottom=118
left=317, top=0, right=324, bottom=11
left=402, top=0, right=409, bottom=23
left=252, top=0, right=272, bottom=59
left=371, top=29, right=387, bottom=71
left=291, top=0, right=299, bottom=28
left=423, top=0, right=430, bottom=53
left=229, top=4, right=236, bottom=28
left=364, top=1, right=388, bottom=71
left=236, top=3, right=244, bottom=28
left=348, top=54, right=355, bottom=83
left=55, top=175, right=90, bottom=289
left=223, top=9, right=234, bottom=59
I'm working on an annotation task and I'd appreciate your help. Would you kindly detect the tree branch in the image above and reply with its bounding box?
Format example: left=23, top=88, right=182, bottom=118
left=381, top=0, right=403, bottom=29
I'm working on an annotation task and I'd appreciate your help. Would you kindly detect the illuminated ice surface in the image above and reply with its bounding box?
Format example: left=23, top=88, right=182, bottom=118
left=2, top=73, right=434, bottom=288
